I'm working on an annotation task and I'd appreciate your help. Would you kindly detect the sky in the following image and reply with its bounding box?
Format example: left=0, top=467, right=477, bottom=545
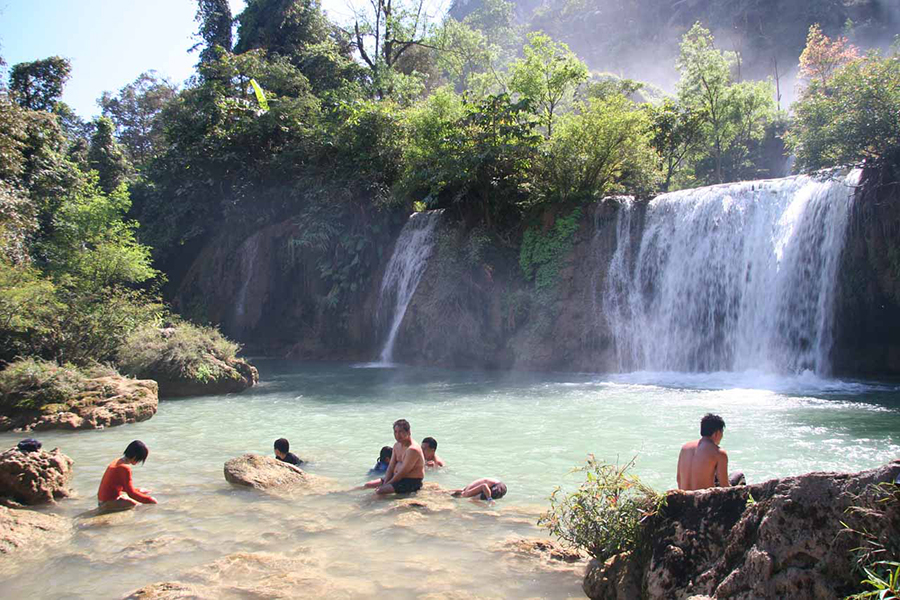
left=0, top=0, right=358, bottom=119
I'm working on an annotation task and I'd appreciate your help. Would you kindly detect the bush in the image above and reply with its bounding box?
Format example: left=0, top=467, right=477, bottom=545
left=845, top=481, right=900, bottom=600
left=117, top=321, right=241, bottom=384
left=0, top=358, right=87, bottom=412
left=539, top=455, right=664, bottom=563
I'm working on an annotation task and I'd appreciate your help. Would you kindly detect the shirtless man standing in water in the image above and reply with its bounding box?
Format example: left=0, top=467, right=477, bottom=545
left=376, top=419, right=425, bottom=495
left=677, top=413, right=735, bottom=490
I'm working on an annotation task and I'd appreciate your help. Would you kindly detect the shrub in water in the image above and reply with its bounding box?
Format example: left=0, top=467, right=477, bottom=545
left=117, top=321, right=241, bottom=384
left=539, top=455, right=664, bottom=563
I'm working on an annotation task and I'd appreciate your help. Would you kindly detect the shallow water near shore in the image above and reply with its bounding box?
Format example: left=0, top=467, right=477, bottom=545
left=2, top=359, right=900, bottom=598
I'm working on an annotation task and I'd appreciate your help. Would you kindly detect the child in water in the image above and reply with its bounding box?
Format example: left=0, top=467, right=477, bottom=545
left=371, top=446, right=392, bottom=473
left=359, top=446, right=393, bottom=489
left=97, top=440, right=158, bottom=512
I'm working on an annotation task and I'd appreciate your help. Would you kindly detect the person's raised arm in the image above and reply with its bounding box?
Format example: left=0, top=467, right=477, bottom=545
left=716, top=449, right=730, bottom=488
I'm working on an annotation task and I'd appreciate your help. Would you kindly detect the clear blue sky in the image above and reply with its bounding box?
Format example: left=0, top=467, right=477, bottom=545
left=0, top=0, right=358, bottom=119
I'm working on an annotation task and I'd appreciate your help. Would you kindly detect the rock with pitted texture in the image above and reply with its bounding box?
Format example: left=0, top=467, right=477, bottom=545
left=583, top=460, right=900, bottom=600
left=223, top=453, right=309, bottom=491
left=0, top=376, right=158, bottom=432
left=151, top=358, right=258, bottom=398
left=0, top=505, right=70, bottom=555
left=0, top=447, right=74, bottom=505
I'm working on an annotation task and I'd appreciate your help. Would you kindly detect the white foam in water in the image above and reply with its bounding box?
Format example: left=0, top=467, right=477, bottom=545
left=375, top=210, right=443, bottom=364
left=603, top=170, right=862, bottom=375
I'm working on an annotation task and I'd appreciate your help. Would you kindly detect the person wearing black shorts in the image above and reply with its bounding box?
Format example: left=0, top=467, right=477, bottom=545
left=376, top=419, right=425, bottom=496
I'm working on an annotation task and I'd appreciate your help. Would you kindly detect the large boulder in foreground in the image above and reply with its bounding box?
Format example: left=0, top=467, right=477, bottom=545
left=584, top=460, right=900, bottom=600
left=224, top=453, right=310, bottom=491
left=0, top=505, right=70, bottom=556
left=0, top=376, right=158, bottom=432
left=0, top=447, right=74, bottom=505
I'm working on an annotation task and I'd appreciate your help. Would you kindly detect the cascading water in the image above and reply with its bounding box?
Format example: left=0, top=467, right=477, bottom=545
left=234, top=232, right=261, bottom=333
left=376, top=210, right=443, bottom=363
left=603, top=170, right=861, bottom=375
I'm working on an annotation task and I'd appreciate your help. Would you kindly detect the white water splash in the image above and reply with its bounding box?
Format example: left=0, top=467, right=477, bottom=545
left=376, top=210, right=443, bottom=363
left=603, top=170, right=861, bottom=375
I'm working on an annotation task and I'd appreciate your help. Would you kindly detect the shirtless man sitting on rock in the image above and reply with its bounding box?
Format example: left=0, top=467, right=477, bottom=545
left=677, top=413, right=744, bottom=491
left=375, top=419, right=425, bottom=495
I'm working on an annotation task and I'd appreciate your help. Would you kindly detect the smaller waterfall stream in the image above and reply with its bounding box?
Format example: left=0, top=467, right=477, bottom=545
left=376, top=210, right=443, bottom=363
left=603, top=170, right=861, bottom=375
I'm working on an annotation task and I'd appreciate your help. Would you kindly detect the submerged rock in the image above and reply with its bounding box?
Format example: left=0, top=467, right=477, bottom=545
left=584, top=460, right=900, bottom=600
left=223, top=453, right=311, bottom=491
left=499, top=537, right=585, bottom=565
left=0, top=447, right=74, bottom=505
left=124, top=551, right=379, bottom=599
left=0, top=376, right=158, bottom=432
left=0, top=505, right=70, bottom=556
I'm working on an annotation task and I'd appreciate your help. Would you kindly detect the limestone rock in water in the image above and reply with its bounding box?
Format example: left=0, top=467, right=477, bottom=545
left=153, top=358, right=259, bottom=398
left=223, top=453, right=309, bottom=490
left=0, top=505, right=70, bottom=555
left=584, top=460, right=900, bottom=600
left=0, top=376, right=158, bottom=432
left=0, top=447, right=74, bottom=505
left=501, top=537, right=585, bottom=564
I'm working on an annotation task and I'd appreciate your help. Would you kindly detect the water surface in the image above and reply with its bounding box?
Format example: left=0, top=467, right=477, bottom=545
left=2, top=360, right=898, bottom=598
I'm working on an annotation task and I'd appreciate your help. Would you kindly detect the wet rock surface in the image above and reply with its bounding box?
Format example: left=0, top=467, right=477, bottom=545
left=0, top=376, right=158, bottom=432
left=0, top=447, right=74, bottom=505
left=584, top=460, right=900, bottom=600
left=0, top=505, right=70, bottom=556
left=223, top=453, right=315, bottom=491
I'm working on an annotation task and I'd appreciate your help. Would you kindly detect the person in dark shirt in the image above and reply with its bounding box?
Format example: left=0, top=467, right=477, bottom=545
left=274, top=438, right=303, bottom=466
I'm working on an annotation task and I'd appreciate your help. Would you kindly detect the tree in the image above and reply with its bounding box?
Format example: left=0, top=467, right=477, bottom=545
left=8, top=57, right=71, bottom=112
left=677, top=23, right=736, bottom=183
left=798, top=23, right=859, bottom=87
left=349, top=0, right=436, bottom=95
left=88, top=117, right=131, bottom=194
left=786, top=49, right=900, bottom=171
left=509, top=32, right=587, bottom=138
left=647, top=98, right=706, bottom=191
left=193, top=0, right=234, bottom=66
left=234, top=0, right=358, bottom=93
left=539, top=95, right=659, bottom=204
left=99, top=72, right=177, bottom=167
left=236, top=0, right=332, bottom=58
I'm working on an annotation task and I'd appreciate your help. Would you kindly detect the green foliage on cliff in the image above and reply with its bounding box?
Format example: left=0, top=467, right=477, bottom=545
left=117, top=321, right=241, bottom=384
left=519, top=208, right=580, bottom=292
left=539, top=455, right=664, bottom=563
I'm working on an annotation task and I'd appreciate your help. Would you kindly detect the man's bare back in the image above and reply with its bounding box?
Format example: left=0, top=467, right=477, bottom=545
left=677, top=437, right=729, bottom=491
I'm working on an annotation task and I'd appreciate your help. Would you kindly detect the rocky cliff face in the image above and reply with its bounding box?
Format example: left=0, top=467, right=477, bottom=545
left=832, top=164, right=900, bottom=375
left=172, top=163, right=900, bottom=377
left=584, top=460, right=900, bottom=600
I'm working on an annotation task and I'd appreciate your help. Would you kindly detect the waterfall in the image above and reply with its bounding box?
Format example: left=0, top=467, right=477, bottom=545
left=234, top=232, right=262, bottom=333
left=603, top=170, right=861, bottom=375
left=376, top=210, right=443, bottom=363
